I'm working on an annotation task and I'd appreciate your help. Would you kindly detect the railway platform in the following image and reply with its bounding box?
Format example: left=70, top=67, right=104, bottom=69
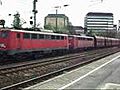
left=24, top=52, right=120, bottom=89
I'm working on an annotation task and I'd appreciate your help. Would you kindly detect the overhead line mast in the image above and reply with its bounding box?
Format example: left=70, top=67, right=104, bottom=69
left=32, top=0, right=38, bottom=30
left=0, top=0, right=2, bottom=5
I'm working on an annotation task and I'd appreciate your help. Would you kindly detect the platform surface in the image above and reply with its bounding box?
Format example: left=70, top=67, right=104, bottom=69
left=24, top=52, right=120, bottom=90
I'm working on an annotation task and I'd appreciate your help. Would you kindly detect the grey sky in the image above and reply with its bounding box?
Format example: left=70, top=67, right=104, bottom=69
left=0, top=0, right=120, bottom=28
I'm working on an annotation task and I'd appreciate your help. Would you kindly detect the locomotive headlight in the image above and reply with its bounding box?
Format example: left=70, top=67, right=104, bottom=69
left=0, top=43, right=6, bottom=48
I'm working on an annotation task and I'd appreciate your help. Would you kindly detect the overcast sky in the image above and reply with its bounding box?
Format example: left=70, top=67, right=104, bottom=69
left=0, top=0, right=120, bottom=28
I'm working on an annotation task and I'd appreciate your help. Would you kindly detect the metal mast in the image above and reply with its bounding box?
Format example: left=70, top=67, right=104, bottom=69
left=0, top=0, right=2, bottom=5
left=32, top=0, right=38, bottom=29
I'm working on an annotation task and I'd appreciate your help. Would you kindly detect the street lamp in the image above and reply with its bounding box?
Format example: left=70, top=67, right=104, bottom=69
left=54, top=4, right=69, bottom=14
left=54, top=6, right=61, bottom=14
left=54, top=6, right=60, bottom=31
left=54, top=4, right=69, bottom=32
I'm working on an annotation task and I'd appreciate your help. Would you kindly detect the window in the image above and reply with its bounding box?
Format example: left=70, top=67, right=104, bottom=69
left=51, top=35, right=55, bottom=40
left=61, top=36, right=64, bottom=40
left=78, top=37, right=81, bottom=40
left=87, top=38, right=93, bottom=41
left=0, top=31, right=9, bottom=38
left=23, top=33, right=30, bottom=39
left=64, top=36, right=67, bottom=40
left=56, top=36, right=60, bottom=40
left=39, top=34, right=44, bottom=39
left=78, top=37, right=84, bottom=40
left=17, top=33, right=20, bottom=38
left=44, top=35, right=51, bottom=39
left=31, top=34, right=38, bottom=39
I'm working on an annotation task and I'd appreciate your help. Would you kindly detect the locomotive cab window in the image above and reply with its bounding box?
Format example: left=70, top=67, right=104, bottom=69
left=0, top=31, right=9, bottom=38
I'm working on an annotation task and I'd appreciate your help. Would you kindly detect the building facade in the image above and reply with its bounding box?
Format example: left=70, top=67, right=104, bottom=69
left=44, top=14, right=69, bottom=33
left=84, top=12, right=114, bottom=37
left=118, top=20, right=120, bottom=31
left=69, top=26, right=84, bottom=35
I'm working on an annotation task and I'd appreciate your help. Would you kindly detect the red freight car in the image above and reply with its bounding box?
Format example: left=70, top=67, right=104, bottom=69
left=94, top=36, right=105, bottom=48
left=68, top=35, right=94, bottom=50
left=106, top=37, right=120, bottom=47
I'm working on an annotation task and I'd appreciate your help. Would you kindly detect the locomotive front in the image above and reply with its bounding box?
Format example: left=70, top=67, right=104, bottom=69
left=0, top=29, right=9, bottom=55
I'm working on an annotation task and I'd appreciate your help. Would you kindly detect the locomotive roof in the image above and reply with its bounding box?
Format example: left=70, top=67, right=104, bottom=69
left=106, top=37, right=119, bottom=40
left=94, top=36, right=105, bottom=39
left=69, top=35, right=94, bottom=39
left=76, top=35, right=94, bottom=39
left=95, top=36, right=119, bottom=40
left=0, top=29, right=68, bottom=36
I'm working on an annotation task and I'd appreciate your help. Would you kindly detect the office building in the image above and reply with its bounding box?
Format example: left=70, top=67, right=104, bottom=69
left=84, top=12, right=114, bottom=37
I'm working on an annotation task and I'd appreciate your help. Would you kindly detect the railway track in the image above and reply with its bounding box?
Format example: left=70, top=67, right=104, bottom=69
left=0, top=47, right=120, bottom=90
left=0, top=47, right=107, bottom=71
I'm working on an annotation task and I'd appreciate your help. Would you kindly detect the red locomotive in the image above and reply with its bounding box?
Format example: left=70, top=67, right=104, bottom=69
left=0, top=28, right=120, bottom=57
left=0, top=29, right=68, bottom=56
left=68, top=35, right=94, bottom=50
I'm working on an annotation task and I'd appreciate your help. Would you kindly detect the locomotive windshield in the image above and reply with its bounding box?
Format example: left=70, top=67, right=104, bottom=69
left=0, top=31, right=9, bottom=38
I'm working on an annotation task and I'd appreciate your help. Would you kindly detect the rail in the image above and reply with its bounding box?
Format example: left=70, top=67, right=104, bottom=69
left=0, top=47, right=120, bottom=90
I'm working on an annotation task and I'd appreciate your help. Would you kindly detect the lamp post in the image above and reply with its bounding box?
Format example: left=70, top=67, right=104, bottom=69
left=54, top=4, right=69, bottom=32
left=54, top=6, right=60, bottom=31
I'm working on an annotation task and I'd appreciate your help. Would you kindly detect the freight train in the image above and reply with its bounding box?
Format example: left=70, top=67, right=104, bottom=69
left=0, top=28, right=120, bottom=57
